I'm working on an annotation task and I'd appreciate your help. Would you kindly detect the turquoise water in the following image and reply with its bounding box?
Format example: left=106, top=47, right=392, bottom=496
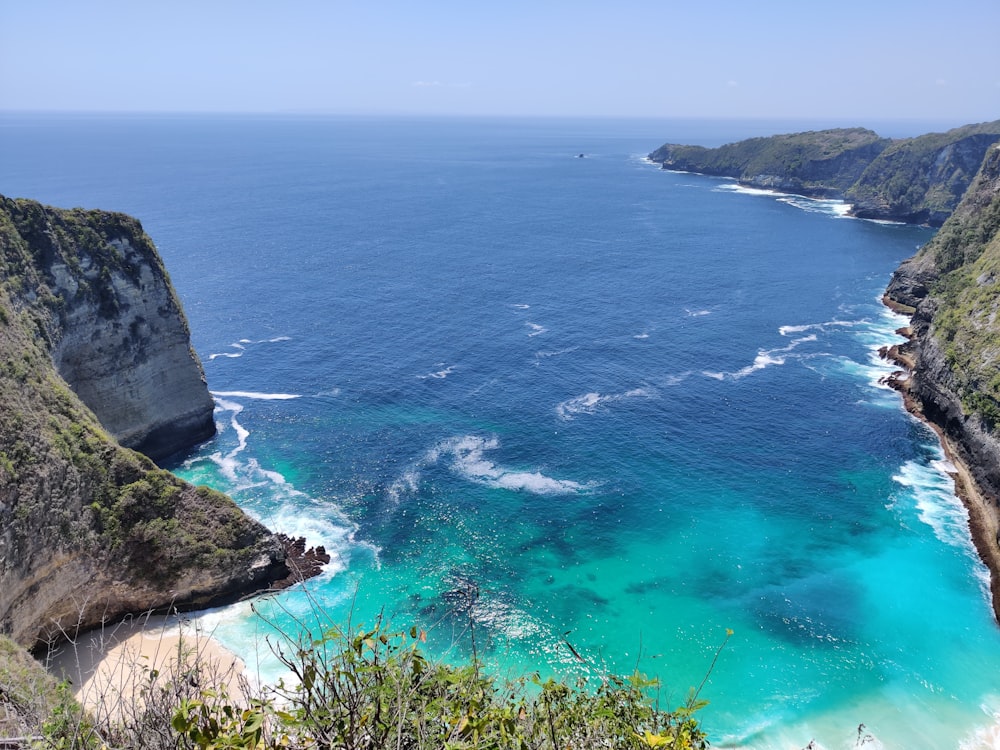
left=3, top=115, right=999, bottom=748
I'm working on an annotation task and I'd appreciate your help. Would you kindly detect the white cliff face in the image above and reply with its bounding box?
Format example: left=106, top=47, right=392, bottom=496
left=48, top=237, right=216, bottom=460
left=0, top=197, right=286, bottom=650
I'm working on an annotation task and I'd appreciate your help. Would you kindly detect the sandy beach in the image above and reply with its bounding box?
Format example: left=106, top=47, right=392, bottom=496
left=43, top=613, right=248, bottom=715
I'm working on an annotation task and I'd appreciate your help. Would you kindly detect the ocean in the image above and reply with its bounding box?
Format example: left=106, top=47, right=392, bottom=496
left=2, top=113, right=998, bottom=749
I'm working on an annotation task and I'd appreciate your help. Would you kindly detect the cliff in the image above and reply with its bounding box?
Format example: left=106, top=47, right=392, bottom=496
left=883, top=144, right=1000, bottom=617
left=649, top=127, right=890, bottom=198
left=0, top=196, right=291, bottom=649
left=649, top=121, right=1000, bottom=226
left=0, top=197, right=216, bottom=461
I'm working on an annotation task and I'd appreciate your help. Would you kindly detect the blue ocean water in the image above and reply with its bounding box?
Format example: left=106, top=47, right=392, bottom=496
left=3, top=114, right=999, bottom=748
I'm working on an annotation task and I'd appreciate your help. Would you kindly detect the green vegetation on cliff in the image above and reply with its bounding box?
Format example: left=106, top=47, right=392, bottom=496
left=649, top=128, right=888, bottom=197
left=915, top=145, right=1000, bottom=426
left=847, top=122, right=1000, bottom=225
left=0, top=197, right=284, bottom=650
left=650, top=121, right=1000, bottom=226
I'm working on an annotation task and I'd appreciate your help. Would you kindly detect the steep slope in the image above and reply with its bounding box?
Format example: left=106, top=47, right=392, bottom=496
left=0, top=197, right=289, bottom=649
left=848, top=122, right=1000, bottom=225
left=649, top=121, right=1000, bottom=226
left=884, top=144, right=1000, bottom=616
left=649, top=128, right=888, bottom=197
left=0, top=197, right=216, bottom=461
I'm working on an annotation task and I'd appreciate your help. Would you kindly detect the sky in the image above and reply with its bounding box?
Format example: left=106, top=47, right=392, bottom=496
left=1, top=0, right=998, bottom=123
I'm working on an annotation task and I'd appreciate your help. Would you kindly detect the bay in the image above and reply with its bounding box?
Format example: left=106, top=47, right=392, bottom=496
left=2, top=114, right=997, bottom=748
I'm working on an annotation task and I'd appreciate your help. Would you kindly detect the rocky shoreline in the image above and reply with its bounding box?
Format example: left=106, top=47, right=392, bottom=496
left=880, top=314, right=1000, bottom=622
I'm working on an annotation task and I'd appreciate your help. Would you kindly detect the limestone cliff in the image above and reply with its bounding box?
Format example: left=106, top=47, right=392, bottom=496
left=649, top=121, right=1000, bottom=226
left=1, top=197, right=216, bottom=461
left=0, top=196, right=290, bottom=649
left=883, top=144, right=1000, bottom=617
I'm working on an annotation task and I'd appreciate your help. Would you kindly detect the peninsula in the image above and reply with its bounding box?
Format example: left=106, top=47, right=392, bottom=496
left=649, top=120, right=1000, bottom=225
left=0, top=196, right=313, bottom=652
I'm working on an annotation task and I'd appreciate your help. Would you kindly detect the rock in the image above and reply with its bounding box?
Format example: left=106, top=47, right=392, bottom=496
left=882, top=144, right=1000, bottom=620
left=269, top=535, right=332, bottom=590
left=0, top=196, right=293, bottom=649
left=649, top=121, right=1000, bottom=226
left=0, top=198, right=216, bottom=461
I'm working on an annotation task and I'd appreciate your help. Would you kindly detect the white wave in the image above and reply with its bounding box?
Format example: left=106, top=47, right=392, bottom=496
left=430, top=435, right=591, bottom=495
left=714, top=182, right=788, bottom=198
left=418, top=365, right=456, bottom=380
left=837, top=307, right=916, bottom=404
left=385, top=466, right=421, bottom=505
left=534, top=346, right=579, bottom=360
left=526, top=322, right=546, bottom=337
left=511, top=303, right=530, bottom=310
left=685, top=308, right=712, bottom=317
left=714, top=183, right=851, bottom=218
left=212, top=391, right=301, bottom=400
left=207, top=336, right=290, bottom=361
left=733, top=352, right=785, bottom=378
left=710, top=334, right=818, bottom=381
left=777, top=195, right=851, bottom=217
left=779, top=319, right=857, bottom=336
left=633, top=332, right=649, bottom=339
left=960, top=696, right=1000, bottom=750
left=661, top=372, right=691, bottom=386
left=892, top=453, right=975, bottom=552
left=556, top=387, right=655, bottom=420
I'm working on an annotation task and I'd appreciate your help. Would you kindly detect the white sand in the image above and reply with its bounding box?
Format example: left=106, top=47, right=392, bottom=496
left=44, top=613, right=247, bottom=715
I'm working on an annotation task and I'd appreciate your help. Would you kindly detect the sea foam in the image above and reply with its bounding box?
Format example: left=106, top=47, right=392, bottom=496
left=213, top=391, right=302, bottom=400
left=892, top=452, right=977, bottom=554
left=556, top=387, right=655, bottom=419
left=432, top=435, right=591, bottom=495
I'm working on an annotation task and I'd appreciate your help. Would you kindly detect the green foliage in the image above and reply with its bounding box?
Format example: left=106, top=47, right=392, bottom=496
left=168, top=617, right=726, bottom=750
left=0, top=635, right=94, bottom=748
left=39, top=682, right=101, bottom=750
left=917, top=147, right=1000, bottom=430
left=846, top=123, right=1000, bottom=224
left=649, top=121, right=1000, bottom=225
left=649, top=128, right=889, bottom=193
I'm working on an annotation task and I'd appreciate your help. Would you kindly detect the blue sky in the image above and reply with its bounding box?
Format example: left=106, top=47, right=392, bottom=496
left=2, top=0, right=998, bottom=123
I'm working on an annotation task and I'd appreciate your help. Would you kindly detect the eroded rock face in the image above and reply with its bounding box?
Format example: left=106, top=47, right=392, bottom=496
left=0, top=196, right=298, bottom=649
left=3, top=199, right=216, bottom=461
left=883, top=145, right=1000, bottom=617
left=649, top=121, right=1000, bottom=227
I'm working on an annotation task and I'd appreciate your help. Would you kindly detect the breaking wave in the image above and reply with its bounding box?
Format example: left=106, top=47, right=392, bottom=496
left=556, top=387, right=655, bottom=419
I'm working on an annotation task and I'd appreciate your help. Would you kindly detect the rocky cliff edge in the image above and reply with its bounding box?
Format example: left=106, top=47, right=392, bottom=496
left=883, top=144, right=1000, bottom=618
left=650, top=121, right=1000, bottom=226
left=0, top=196, right=297, bottom=649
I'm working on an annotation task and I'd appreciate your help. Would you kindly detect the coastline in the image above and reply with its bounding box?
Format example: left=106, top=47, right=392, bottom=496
left=880, top=316, right=1000, bottom=624
left=44, top=613, right=248, bottom=715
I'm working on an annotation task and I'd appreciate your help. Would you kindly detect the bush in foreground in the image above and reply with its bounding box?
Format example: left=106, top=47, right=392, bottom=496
left=29, top=615, right=727, bottom=750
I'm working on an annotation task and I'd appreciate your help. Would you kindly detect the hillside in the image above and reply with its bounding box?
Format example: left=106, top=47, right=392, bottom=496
left=0, top=196, right=290, bottom=649
left=650, top=121, right=1000, bottom=225
left=883, top=143, right=1000, bottom=615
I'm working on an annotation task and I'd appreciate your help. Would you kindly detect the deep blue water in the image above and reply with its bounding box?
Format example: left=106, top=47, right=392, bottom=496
left=3, top=114, right=999, bottom=748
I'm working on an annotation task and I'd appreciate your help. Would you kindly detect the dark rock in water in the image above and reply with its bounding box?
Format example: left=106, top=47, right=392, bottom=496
left=270, top=535, right=332, bottom=590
